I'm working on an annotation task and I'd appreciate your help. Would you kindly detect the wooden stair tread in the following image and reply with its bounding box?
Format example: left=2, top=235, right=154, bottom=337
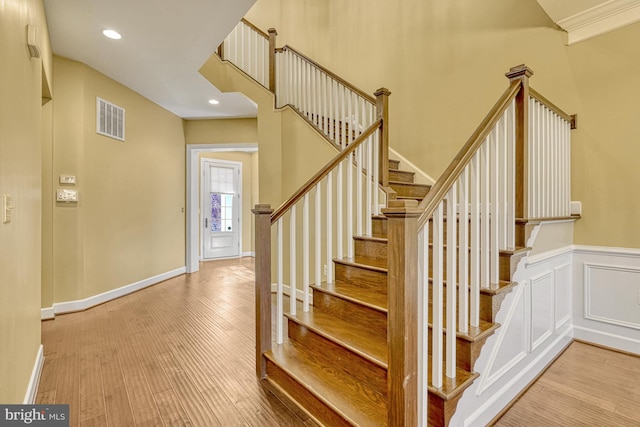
left=427, top=356, right=479, bottom=400
left=353, top=235, right=388, bottom=244
left=334, top=256, right=387, bottom=272
left=428, top=278, right=515, bottom=296
left=312, top=280, right=388, bottom=311
left=426, top=316, right=499, bottom=342
left=266, top=340, right=388, bottom=427
left=285, top=306, right=388, bottom=368
left=389, top=180, right=430, bottom=188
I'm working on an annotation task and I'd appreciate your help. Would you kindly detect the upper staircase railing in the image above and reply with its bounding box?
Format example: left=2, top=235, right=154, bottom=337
left=217, top=19, right=392, bottom=187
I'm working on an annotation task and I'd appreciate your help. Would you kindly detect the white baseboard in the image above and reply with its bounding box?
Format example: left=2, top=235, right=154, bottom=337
left=271, top=283, right=313, bottom=304
left=242, top=251, right=255, bottom=257
left=41, top=267, right=186, bottom=319
left=23, top=345, right=44, bottom=404
left=40, top=307, right=55, bottom=320
left=574, top=325, right=640, bottom=355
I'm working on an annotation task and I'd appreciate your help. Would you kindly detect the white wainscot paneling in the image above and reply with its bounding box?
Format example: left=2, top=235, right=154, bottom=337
left=555, top=263, right=572, bottom=329
left=584, top=263, right=640, bottom=330
left=531, top=272, right=553, bottom=350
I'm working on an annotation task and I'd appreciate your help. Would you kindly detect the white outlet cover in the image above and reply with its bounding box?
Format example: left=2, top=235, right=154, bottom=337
left=59, top=175, right=76, bottom=184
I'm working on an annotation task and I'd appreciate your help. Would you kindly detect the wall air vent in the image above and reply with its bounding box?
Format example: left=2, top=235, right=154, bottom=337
left=96, top=97, right=125, bottom=141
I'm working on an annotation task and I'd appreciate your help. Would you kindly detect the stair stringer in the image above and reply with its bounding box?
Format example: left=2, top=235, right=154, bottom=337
left=448, top=222, right=575, bottom=427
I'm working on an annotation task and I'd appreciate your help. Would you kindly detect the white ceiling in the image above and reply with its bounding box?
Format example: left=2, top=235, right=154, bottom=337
left=43, top=0, right=258, bottom=119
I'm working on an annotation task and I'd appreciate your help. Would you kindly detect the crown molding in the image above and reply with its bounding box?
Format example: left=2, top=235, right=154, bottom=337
left=556, top=0, right=640, bottom=44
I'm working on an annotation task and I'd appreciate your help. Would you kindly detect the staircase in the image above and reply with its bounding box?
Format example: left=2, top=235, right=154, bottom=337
left=216, top=18, right=575, bottom=426
left=260, top=158, right=522, bottom=426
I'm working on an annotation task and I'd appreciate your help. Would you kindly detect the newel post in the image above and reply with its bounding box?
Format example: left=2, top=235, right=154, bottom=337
left=217, top=41, right=224, bottom=60
left=252, top=204, right=274, bottom=378
left=383, top=199, right=421, bottom=426
left=375, top=88, right=391, bottom=188
left=505, top=64, right=533, bottom=221
left=268, top=28, right=278, bottom=93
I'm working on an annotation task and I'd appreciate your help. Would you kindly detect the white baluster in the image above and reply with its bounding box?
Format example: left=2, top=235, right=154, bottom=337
left=277, top=217, right=284, bottom=344
left=290, top=206, right=297, bottom=317
left=490, top=129, right=500, bottom=286
left=315, top=182, right=322, bottom=287
left=446, top=187, right=457, bottom=379
left=337, top=162, right=343, bottom=258
left=432, top=203, right=444, bottom=388
left=418, top=227, right=429, bottom=427
left=347, top=155, right=354, bottom=259
left=303, top=193, right=310, bottom=311
left=326, top=171, right=333, bottom=284
left=480, top=142, right=490, bottom=288
left=373, top=128, right=380, bottom=218
left=507, top=102, right=515, bottom=249
left=357, top=144, right=363, bottom=236
left=458, top=167, right=469, bottom=334
left=470, top=155, right=480, bottom=328
left=367, top=135, right=373, bottom=234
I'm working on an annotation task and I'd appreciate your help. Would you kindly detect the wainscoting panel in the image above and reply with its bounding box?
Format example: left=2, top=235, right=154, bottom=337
left=531, top=272, right=553, bottom=351
left=554, top=263, right=572, bottom=330
left=574, top=246, right=640, bottom=354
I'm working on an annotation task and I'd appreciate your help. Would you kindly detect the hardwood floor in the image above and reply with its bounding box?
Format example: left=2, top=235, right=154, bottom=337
left=494, top=341, right=640, bottom=426
left=36, top=258, right=311, bottom=427
left=37, top=257, right=640, bottom=426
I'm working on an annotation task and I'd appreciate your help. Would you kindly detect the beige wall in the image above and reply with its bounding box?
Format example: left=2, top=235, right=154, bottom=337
left=48, top=56, right=186, bottom=303
left=0, top=0, right=50, bottom=404
left=245, top=0, right=640, bottom=249
left=564, top=22, right=640, bottom=247
left=184, top=118, right=258, bottom=144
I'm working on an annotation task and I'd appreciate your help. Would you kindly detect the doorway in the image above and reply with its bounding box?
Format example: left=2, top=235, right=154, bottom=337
left=201, top=159, right=241, bottom=259
left=186, top=143, right=258, bottom=273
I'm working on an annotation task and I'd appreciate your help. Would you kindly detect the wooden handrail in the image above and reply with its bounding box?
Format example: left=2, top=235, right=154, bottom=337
left=529, top=88, right=574, bottom=125
left=271, top=119, right=383, bottom=223
left=240, top=18, right=270, bottom=39
left=416, top=80, right=522, bottom=229
left=279, top=45, right=376, bottom=104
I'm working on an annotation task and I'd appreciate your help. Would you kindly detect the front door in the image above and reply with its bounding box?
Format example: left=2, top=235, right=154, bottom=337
left=201, top=159, right=241, bottom=259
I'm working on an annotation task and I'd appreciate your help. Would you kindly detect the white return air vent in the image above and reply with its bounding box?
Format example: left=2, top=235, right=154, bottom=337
left=96, top=97, right=125, bottom=141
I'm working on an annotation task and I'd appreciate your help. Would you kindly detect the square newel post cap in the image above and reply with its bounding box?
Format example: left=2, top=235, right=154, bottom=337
left=382, top=199, right=422, bottom=218
left=268, top=28, right=277, bottom=36
left=252, top=204, right=273, bottom=215
left=374, top=87, right=392, bottom=97
left=505, top=64, right=534, bottom=82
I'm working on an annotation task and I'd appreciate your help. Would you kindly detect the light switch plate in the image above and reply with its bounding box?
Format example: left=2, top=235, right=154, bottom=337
left=59, top=175, right=76, bottom=185
left=3, top=194, right=13, bottom=223
left=56, top=189, right=78, bottom=203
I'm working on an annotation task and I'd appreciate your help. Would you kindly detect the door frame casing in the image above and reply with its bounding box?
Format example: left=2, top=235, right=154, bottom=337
left=186, top=143, right=258, bottom=273
left=200, top=157, right=242, bottom=260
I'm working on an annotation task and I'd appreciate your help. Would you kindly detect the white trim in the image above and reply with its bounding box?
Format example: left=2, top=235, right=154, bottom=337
left=388, top=147, right=436, bottom=185
left=271, top=283, right=313, bottom=305
left=23, top=345, right=44, bottom=404
left=584, top=262, right=640, bottom=330
left=557, top=0, right=640, bottom=44
left=574, top=244, right=640, bottom=258
left=242, top=251, right=255, bottom=257
left=526, top=245, right=573, bottom=267
left=40, top=307, right=55, bottom=320
left=186, top=143, right=258, bottom=273
left=574, top=325, right=640, bottom=355
left=43, top=267, right=185, bottom=317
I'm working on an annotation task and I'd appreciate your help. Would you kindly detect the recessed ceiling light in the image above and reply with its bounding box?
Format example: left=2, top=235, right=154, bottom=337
left=102, top=29, right=122, bottom=40
left=208, top=99, right=220, bottom=105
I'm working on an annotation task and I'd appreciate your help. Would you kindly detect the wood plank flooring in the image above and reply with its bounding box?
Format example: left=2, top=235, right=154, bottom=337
left=494, top=341, right=640, bottom=426
left=37, top=257, right=640, bottom=426
left=36, top=258, right=311, bottom=427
